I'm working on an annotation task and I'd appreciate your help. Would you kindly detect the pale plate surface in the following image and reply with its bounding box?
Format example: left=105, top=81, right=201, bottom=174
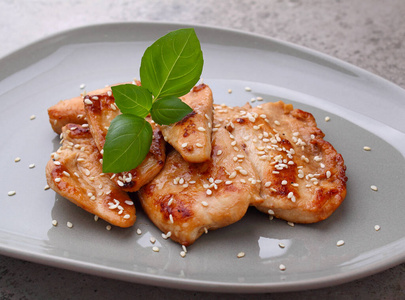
left=0, top=23, right=404, bottom=293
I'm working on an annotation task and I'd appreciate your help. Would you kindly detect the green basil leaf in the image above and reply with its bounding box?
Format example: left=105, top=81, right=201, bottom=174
left=111, top=84, right=152, bottom=118
left=140, top=28, right=204, bottom=99
left=102, top=114, right=152, bottom=173
left=150, top=96, right=193, bottom=125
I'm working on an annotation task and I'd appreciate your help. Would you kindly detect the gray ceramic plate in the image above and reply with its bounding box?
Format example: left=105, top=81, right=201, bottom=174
left=0, top=23, right=404, bottom=293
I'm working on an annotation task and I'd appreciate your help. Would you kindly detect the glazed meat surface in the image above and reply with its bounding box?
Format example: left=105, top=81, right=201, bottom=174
left=160, top=83, right=213, bottom=163
left=82, top=88, right=166, bottom=192
left=45, top=124, right=136, bottom=227
left=47, top=86, right=114, bottom=134
left=138, top=127, right=263, bottom=246
left=216, top=101, right=347, bottom=223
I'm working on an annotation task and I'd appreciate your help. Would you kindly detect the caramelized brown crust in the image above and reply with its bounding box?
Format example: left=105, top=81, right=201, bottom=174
left=82, top=88, right=166, bottom=192
left=47, top=86, right=114, bottom=134
left=220, top=101, right=347, bottom=223
left=138, top=127, right=263, bottom=246
left=160, top=84, right=213, bottom=163
left=45, top=124, right=136, bottom=227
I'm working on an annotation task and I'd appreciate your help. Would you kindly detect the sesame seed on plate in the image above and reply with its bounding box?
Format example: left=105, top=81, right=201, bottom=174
left=228, top=89, right=232, bottom=93
left=336, top=240, right=345, bottom=247
left=106, top=225, right=112, bottom=231
left=287, top=221, right=295, bottom=227
left=180, top=251, right=186, bottom=258
left=150, top=237, right=156, bottom=244
left=325, top=116, right=331, bottom=122
left=8, top=191, right=16, bottom=196
left=370, top=185, right=378, bottom=191
left=363, top=146, right=371, bottom=151
left=94, top=215, right=99, bottom=221
left=136, top=228, right=142, bottom=235
left=52, top=220, right=58, bottom=226
left=30, top=115, right=36, bottom=120
left=245, top=87, right=251, bottom=92
left=278, top=243, right=285, bottom=248
left=279, top=264, right=286, bottom=271
left=374, top=225, right=381, bottom=231
left=67, top=221, right=73, bottom=228
left=237, top=252, right=245, bottom=258
left=152, top=246, right=160, bottom=252
left=14, top=157, right=21, bottom=162
left=29, top=163, right=35, bottom=169
left=44, top=185, right=50, bottom=190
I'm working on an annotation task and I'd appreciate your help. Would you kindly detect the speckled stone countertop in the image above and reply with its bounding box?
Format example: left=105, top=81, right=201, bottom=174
left=0, top=1, right=404, bottom=299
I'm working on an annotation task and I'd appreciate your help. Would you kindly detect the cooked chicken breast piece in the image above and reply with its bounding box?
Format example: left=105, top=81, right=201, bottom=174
left=82, top=89, right=166, bottom=192
left=48, top=86, right=113, bottom=134
left=159, top=83, right=213, bottom=163
left=45, top=124, right=136, bottom=227
left=225, top=101, right=347, bottom=223
left=138, top=127, right=263, bottom=246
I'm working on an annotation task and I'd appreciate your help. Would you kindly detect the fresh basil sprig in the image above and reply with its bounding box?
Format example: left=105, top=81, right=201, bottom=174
left=102, top=28, right=203, bottom=173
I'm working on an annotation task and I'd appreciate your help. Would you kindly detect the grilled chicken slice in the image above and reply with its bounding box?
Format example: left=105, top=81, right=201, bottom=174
left=138, top=127, right=263, bottom=246
left=82, top=88, right=166, bottom=192
left=45, top=124, right=136, bottom=227
left=160, top=83, right=213, bottom=163
left=226, top=101, right=347, bottom=223
left=48, top=86, right=113, bottom=134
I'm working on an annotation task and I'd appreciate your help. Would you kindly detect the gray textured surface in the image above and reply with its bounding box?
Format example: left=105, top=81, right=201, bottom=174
left=0, top=0, right=404, bottom=299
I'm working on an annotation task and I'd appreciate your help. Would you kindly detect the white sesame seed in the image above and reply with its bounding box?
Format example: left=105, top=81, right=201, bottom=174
left=84, top=99, right=93, bottom=105
left=180, top=251, right=186, bottom=258
left=150, top=237, right=156, bottom=244
left=30, top=115, right=36, bottom=120
left=197, top=127, right=206, bottom=132
left=152, top=246, right=160, bottom=252
left=237, top=252, right=245, bottom=258
left=325, top=116, right=331, bottom=122
left=257, top=96, right=263, bottom=101
left=363, top=146, right=371, bottom=151
left=267, top=209, right=274, bottom=215
left=169, top=214, right=174, bottom=224
left=374, top=225, right=381, bottom=231
left=245, top=87, right=251, bottom=92
left=67, top=221, right=73, bottom=228
left=370, top=185, right=378, bottom=191
left=326, top=171, right=331, bottom=178
left=181, top=143, right=188, bottom=148
left=287, top=221, right=295, bottom=227
left=196, top=143, right=203, bottom=148
left=14, top=157, right=21, bottom=162
left=205, top=190, right=212, bottom=196
left=125, top=200, right=134, bottom=205
left=225, top=181, right=232, bottom=185
left=44, top=185, right=50, bottom=190
left=54, top=178, right=61, bottom=183
left=106, top=225, right=112, bottom=230
left=29, top=163, right=35, bottom=169
left=80, top=84, right=86, bottom=89
left=94, top=215, right=99, bottom=221
left=8, top=191, right=16, bottom=196
left=336, top=240, right=345, bottom=247
left=281, top=180, right=287, bottom=185
left=123, top=214, right=130, bottom=219
left=52, top=220, right=58, bottom=226
left=279, top=264, right=286, bottom=271
left=278, top=243, right=285, bottom=248
left=136, top=228, right=142, bottom=235
left=228, top=89, right=232, bottom=93
left=274, top=120, right=280, bottom=126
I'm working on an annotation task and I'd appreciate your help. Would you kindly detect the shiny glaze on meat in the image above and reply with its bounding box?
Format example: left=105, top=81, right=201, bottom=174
left=45, top=124, right=136, bottom=227
left=138, top=127, right=263, bottom=246
left=159, top=84, right=213, bottom=163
